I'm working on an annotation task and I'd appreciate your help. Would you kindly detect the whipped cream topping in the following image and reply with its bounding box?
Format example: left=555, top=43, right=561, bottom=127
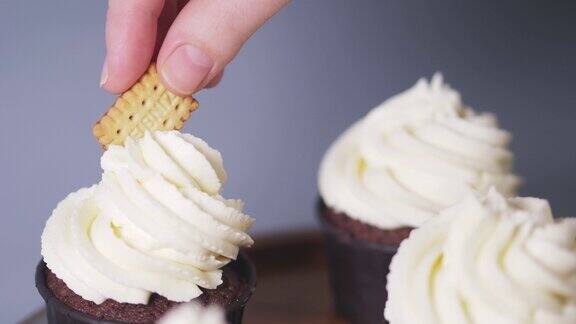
left=41, top=131, right=254, bottom=304
left=158, top=302, right=225, bottom=324
left=318, top=74, right=520, bottom=229
left=385, top=189, right=576, bottom=324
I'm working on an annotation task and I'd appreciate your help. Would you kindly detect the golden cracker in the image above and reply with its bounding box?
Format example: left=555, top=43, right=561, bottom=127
left=93, top=64, right=199, bottom=149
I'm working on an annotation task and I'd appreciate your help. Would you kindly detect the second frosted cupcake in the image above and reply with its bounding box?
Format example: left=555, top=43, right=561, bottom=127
left=317, top=74, right=520, bottom=324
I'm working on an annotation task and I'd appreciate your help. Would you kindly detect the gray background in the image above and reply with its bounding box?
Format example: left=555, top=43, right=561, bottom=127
left=1, top=0, right=575, bottom=322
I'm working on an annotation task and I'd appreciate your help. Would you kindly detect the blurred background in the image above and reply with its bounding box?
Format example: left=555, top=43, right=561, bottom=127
left=1, top=0, right=575, bottom=322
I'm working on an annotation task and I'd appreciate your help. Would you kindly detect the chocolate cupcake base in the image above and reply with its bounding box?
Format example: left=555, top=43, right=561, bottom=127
left=318, top=199, right=412, bottom=324
left=36, top=252, right=256, bottom=324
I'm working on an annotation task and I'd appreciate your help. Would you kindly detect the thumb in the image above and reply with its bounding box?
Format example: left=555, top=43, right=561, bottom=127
left=156, top=0, right=289, bottom=95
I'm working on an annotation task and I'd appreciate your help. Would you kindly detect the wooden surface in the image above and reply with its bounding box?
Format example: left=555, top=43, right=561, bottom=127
left=21, top=231, right=347, bottom=324
left=244, top=231, right=345, bottom=324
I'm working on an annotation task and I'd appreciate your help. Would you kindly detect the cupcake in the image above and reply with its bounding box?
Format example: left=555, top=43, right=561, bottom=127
left=37, top=130, right=256, bottom=324
left=317, top=74, right=520, bottom=323
left=385, top=189, right=576, bottom=324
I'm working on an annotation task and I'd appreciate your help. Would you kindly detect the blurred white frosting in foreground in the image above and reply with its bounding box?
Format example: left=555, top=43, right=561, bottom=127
left=385, top=189, right=576, bottom=324
left=157, top=302, right=226, bottom=324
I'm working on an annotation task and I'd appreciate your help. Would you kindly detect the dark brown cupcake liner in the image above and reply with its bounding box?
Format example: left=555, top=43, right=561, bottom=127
left=36, top=252, right=256, bottom=324
left=317, top=199, right=412, bottom=324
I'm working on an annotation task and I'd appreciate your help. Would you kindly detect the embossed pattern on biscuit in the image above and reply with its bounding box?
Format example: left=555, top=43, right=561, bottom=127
left=93, top=65, right=199, bottom=149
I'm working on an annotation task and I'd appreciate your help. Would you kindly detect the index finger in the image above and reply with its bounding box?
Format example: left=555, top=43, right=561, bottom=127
left=101, top=0, right=165, bottom=93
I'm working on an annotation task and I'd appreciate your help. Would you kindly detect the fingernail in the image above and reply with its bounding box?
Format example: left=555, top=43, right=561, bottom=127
left=100, top=58, right=108, bottom=88
left=159, top=44, right=213, bottom=95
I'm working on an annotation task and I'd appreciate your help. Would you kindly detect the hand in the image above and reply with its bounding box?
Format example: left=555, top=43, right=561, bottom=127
left=100, top=0, right=290, bottom=95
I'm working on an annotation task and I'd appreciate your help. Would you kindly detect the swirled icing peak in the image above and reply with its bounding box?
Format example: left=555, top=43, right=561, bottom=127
left=385, top=189, right=576, bottom=324
left=319, top=73, right=520, bottom=229
left=41, top=130, right=254, bottom=304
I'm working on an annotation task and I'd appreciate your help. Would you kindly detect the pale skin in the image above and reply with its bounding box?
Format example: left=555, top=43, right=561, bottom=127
left=101, top=0, right=291, bottom=95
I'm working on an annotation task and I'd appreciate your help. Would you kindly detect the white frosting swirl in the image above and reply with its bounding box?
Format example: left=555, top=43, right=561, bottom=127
left=319, top=74, right=520, bottom=229
left=41, top=131, right=254, bottom=304
left=385, top=189, right=576, bottom=324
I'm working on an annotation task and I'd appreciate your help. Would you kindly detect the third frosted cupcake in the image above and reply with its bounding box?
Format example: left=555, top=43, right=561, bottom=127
left=317, top=74, right=520, bottom=324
